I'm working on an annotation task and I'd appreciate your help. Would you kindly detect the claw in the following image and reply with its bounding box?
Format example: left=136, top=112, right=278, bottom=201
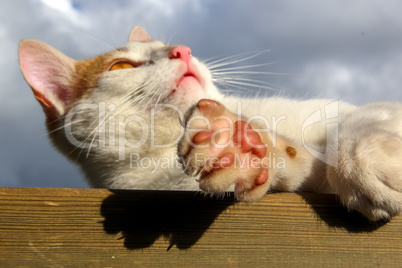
left=192, top=166, right=203, bottom=177
left=178, top=116, right=185, bottom=128
left=177, top=156, right=184, bottom=165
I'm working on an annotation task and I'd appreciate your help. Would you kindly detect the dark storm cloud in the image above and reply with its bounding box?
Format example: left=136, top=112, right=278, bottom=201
left=1, top=0, right=402, bottom=187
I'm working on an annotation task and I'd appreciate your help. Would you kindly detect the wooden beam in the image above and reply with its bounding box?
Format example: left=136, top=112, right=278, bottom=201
left=0, top=187, right=401, bottom=267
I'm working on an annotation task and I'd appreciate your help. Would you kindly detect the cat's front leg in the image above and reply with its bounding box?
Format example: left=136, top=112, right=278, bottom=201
left=177, top=99, right=308, bottom=201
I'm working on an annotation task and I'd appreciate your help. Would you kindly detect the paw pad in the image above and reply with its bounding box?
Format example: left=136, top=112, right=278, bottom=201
left=197, top=99, right=222, bottom=111
left=233, top=121, right=267, bottom=158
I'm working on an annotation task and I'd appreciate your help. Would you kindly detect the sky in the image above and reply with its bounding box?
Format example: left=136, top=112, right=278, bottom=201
left=2, top=0, right=402, bottom=188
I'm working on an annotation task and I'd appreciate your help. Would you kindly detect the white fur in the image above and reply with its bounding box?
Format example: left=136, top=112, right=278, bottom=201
left=19, top=28, right=402, bottom=221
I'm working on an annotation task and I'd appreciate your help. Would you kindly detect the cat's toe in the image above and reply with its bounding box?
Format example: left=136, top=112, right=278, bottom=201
left=234, top=167, right=270, bottom=202
left=233, top=120, right=267, bottom=158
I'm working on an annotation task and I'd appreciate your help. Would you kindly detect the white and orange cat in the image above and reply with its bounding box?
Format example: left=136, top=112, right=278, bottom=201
left=19, top=26, right=402, bottom=221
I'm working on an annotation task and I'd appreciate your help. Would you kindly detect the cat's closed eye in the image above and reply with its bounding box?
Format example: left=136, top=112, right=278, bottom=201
left=108, top=59, right=143, bottom=71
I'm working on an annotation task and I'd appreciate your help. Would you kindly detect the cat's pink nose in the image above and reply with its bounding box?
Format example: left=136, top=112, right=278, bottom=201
left=169, top=46, right=191, bottom=65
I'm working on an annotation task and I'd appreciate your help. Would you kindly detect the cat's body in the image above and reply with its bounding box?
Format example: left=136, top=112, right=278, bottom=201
left=19, top=26, right=402, bottom=221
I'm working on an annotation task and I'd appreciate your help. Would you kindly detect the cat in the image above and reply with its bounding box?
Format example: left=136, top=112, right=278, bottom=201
left=19, top=26, right=402, bottom=221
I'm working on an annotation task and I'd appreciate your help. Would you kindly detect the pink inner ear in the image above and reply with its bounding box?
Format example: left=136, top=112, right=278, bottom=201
left=129, top=26, right=151, bottom=42
left=19, top=40, right=75, bottom=115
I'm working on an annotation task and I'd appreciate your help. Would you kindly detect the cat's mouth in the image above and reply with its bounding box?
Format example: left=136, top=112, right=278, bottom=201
left=176, top=72, right=199, bottom=88
left=169, top=71, right=202, bottom=97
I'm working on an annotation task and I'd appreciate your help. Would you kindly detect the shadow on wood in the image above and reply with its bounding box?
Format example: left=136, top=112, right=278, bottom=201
left=300, top=193, right=388, bottom=232
left=101, top=189, right=387, bottom=252
left=1, top=187, right=401, bottom=266
left=100, top=190, right=235, bottom=250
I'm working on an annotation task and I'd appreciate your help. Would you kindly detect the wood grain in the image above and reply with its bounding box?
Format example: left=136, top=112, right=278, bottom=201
left=0, top=187, right=401, bottom=267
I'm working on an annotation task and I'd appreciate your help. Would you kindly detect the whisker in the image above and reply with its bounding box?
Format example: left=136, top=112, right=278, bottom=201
left=203, top=53, right=248, bottom=66
left=215, top=76, right=279, bottom=87
left=206, top=49, right=290, bottom=96
left=79, top=80, right=157, bottom=159
left=212, top=70, right=292, bottom=76
left=210, top=61, right=280, bottom=72
left=46, top=118, right=88, bottom=135
left=166, top=31, right=177, bottom=46
left=65, top=83, right=148, bottom=160
left=214, top=80, right=263, bottom=94
left=65, top=28, right=115, bottom=51
left=204, top=50, right=270, bottom=67
left=214, top=79, right=280, bottom=92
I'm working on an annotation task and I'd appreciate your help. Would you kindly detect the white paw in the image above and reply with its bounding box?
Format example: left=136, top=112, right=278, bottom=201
left=178, top=99, right=271, bottom=201
left=327, top=130, right=402, bottom=221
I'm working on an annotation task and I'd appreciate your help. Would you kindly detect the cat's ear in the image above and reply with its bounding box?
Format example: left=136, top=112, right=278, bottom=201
left=19, top=39, right=75, bottom=116
left=129, top=26, right=151, bottom=42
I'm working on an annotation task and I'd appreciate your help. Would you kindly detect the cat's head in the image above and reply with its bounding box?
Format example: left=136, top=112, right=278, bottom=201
left=19, top=26, right=220, bottom=117
left=18, top=26, right=222, bottom=184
